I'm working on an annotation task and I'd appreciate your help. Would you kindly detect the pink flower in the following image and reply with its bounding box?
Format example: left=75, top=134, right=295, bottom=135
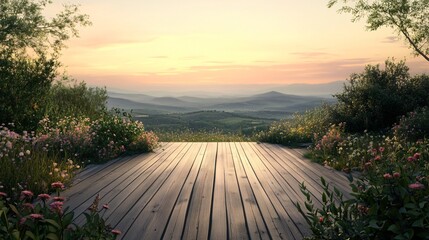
left=50, top=201, right=64, bottom=213
left=54, top=196, right=65, bottom=202
left=319, top=217, right=324, bottom=223
left=414, top=153, right=421, bottom=160
left=409, top=182, right=425, bottom=190
left=38, top=194, right=50, bottom=201
left=19, top=217, right=27, bottom=225
left=407, top=156, right=416, bottom=162
left=51, top=181, right=64, bottom=189
left=103, top=204, right=109, bottom=210
left=393, top=172, right=400, bottom=178
left=374, top=155, right=381, bottom=161
left=5, top=141, right=12, bottom=149
left=0, top=192, right=7, bottom=198
left=20, top=190, right=33, bottom=199
left=29, top=213, right=44, bottom=220
left=22, top=203, right=34, bottom=210
left=379, top=147, right=385, bottom=153
left=111, top=229, right=121, bottom=235
left=383, top=173, right=393, bottom=180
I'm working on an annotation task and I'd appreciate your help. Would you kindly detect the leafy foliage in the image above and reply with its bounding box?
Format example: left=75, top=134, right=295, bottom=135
left=45, top=81, right=108, bottom=122
left=328, top=0, right=429, bottom=62
left=299, top=139, right=429, bottom=240
left=393, top=107, right=429, bottom=142
left=333, top=59, right=429, bottom=132
left=0, top=186, right=120, bottom=239
left=0, top=0, right=90, bottom=131
left=257, top=105, right=333, bottom=146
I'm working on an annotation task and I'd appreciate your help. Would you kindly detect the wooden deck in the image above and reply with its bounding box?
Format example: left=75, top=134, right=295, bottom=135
left=64, top=142, right=351, bottom=240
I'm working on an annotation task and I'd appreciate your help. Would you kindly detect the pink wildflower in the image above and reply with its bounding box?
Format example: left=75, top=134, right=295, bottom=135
left=51, top=181, right=64, bottom=189
left=29, top=214, right=44, bottom=220
left=0, top=192, right=7, bottom=198
left=54, top=196, right=65, bottom=202
left=22, top=203, right=34, bottom=210
left=383, top=173, right=393, bottom=180
left=50, top=201, right=64, bottom=213
left=20, top=190, right=33, bottom=199
left=19, top=217, right=27, bottom=225
left=379, top=147, right=385, bottom=153
left=393, top=172, right=400, bottom=178
left=319, top=217, right=324, bottom=223
left=414, top=153, right=421, bottom=160
left=409, top=182, right=425, bottom=190
left=111, top=229, right=121, bottom=235
left=374, top=155, right=381, bottom=161
left=38, top=194, right=50, bottom=201
left=407, top=156, right=416, bottom=162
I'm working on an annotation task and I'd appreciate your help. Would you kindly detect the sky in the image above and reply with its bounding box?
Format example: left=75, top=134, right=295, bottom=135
left=50, top=0, right=428, bottom=94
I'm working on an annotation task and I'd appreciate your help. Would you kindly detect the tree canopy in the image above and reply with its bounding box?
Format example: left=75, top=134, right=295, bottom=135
left=328, top=0, right=429, bottom=62
left=0, top=0, right=90, bottom=131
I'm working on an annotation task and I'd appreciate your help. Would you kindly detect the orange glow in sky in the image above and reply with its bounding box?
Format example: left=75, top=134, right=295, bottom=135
left=52, top=0, right=428, bottom=92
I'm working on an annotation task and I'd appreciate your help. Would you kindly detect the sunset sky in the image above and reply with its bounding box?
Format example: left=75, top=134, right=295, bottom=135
left=51, top=0, right=427, bottom=93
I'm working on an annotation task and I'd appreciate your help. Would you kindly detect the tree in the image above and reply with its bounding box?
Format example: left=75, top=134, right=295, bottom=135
left=328, top=0, right=429, bottom=62
left=333, top=59, right=429, bottom=132
left=0, top=0, right=90, bottom=131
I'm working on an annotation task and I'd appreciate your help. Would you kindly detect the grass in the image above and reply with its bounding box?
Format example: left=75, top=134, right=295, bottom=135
left=155, top=129, right=256, bottom=142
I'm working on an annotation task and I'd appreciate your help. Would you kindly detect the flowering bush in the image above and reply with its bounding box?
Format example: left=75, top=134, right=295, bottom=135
left=299, top=139, right=429, bottom=239
left=393, top=107, right=429, bottom=142
left=0, top=124, right=80, bottom=202
left=37, top=114, right=159, bottom=162
left=0, top=183, right=120, bottom=239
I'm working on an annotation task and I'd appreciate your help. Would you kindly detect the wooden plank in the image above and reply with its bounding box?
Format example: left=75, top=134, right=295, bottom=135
left=228, top=142, right=272, bottom=240
left=222, top=143, right=249, bottom=239
left=123, top=143, right=204, bottom=239
left=182, top=142, right=217, bottom=240
left=241, top=142, right=310, bottom=237
left=105, top=143, right=192, bottom=227
left=67, top=143, right=180, bottom=224
left=233, top=142, right=298, bottom=240
left=209, top=142, right=228, bottom=240
left=162, top=143, right=208, bottom=240
left=262, top=144, right=351, bottom=199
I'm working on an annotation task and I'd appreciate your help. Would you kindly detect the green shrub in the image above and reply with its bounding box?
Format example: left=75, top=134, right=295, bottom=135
left=333, top=59, right=429, bottom=132
left=45, top=81, right=108, bottom=122
left=298, top=139, right=429, bottom=240
left=394, top=107, right=429, bottom=142
left=257, top=105, right=333, bottom=146
left=0, top=53, right=56, bottom=132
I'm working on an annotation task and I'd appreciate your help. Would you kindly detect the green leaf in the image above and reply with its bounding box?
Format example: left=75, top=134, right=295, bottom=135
left=45, top=219, right=61, bottom=229
left=369, top=219, right=381, bottom=229
left=46, top=233, right=59, bottom=240
left=25, top=231, right=36, bottom=240
left=412, top=219, right=424, bottom=228
left=11, top=229, right=20, bottom=240
left=387, top=224, right=400, bottom=234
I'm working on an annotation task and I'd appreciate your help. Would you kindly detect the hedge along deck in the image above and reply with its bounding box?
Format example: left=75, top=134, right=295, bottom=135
left=64, top=142, right=351, bottom=240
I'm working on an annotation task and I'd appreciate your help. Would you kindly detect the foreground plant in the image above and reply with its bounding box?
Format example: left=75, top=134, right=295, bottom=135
left=297, top=144, right=429, bottom=240
left=0, top=182, right=120, bottom=240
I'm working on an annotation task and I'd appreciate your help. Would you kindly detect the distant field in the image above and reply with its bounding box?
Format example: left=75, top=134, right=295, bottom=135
left=134, top=110, right=276, bottom=135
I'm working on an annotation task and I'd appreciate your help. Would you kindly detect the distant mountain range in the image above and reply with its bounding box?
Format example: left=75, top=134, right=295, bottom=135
left=107, top=90, right=336, bottom=118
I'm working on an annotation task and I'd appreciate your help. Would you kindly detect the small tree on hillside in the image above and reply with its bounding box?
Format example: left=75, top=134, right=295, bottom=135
left=0, top=0, right=90, bottom=131
left=328, top=0, right=429, bottom=62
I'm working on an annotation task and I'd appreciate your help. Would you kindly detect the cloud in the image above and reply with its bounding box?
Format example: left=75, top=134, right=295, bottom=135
left=290, top=51, right=333, bottom=58
left=382, top=36, right=399, bottom=43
